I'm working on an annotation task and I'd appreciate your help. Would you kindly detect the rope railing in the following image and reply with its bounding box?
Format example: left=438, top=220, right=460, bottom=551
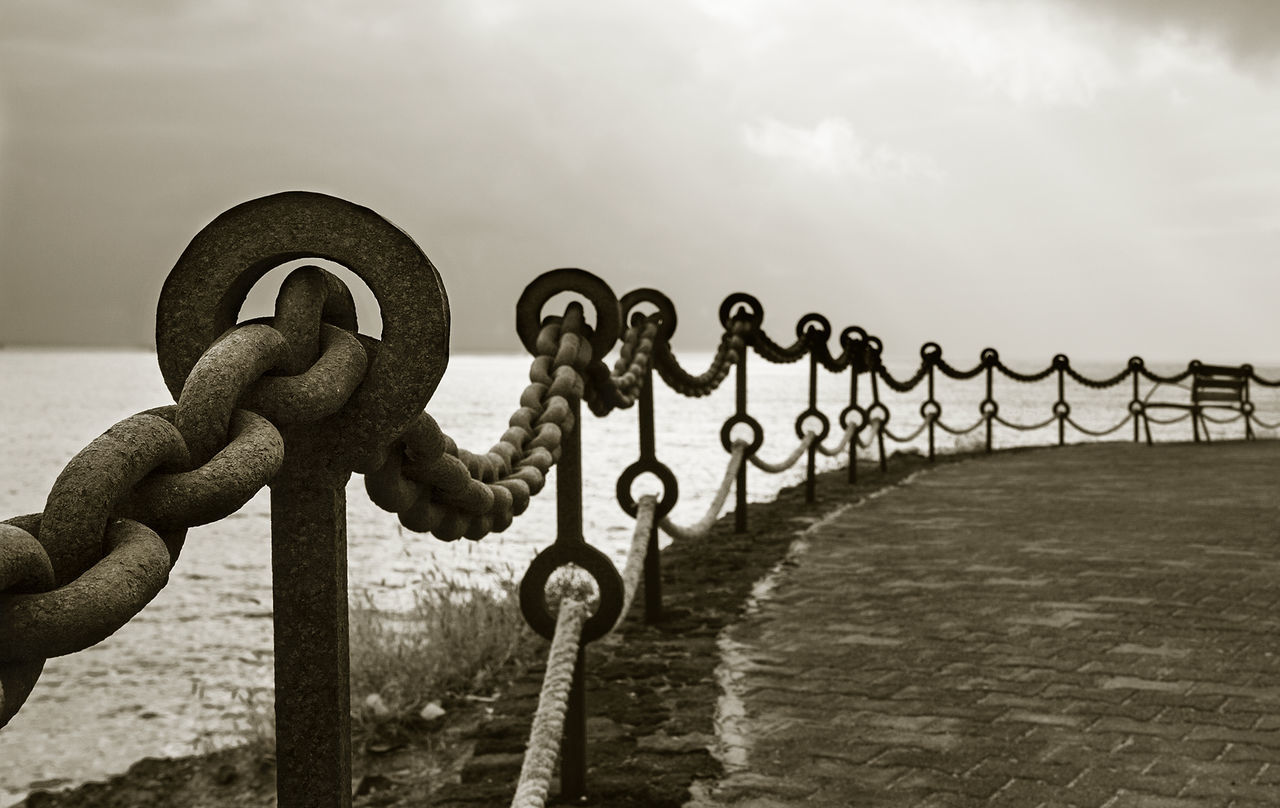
left=747, top=432, right=816, bottom=473
left=509, top=599, right=590, bottom=808
left=4, top=189, right=1277, bottom=807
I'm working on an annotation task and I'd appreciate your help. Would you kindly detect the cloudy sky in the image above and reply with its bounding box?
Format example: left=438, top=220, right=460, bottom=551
left=1, top=0, right=1278, bottom=363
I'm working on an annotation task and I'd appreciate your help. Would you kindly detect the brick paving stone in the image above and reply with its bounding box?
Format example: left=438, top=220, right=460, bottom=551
left=697, top=443, right=1280, bottom=807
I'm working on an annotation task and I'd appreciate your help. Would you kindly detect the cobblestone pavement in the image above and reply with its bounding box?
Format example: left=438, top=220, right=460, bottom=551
left=694, top=442, right=1280, bottom=808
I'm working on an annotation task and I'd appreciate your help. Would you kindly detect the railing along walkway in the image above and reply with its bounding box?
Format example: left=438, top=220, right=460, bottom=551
left=699, top=441, right=1280, bottom=808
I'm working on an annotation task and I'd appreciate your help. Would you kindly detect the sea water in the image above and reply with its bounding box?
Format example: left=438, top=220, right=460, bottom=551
left=2, top=348, right=1277, bottom=801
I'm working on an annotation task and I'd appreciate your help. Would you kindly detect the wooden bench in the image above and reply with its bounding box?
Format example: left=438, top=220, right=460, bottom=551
left=1143, top=363, right=1254, bottom=444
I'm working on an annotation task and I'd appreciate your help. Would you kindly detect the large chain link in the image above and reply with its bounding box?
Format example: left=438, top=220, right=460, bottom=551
left=0, top=266, right=367, bottom=726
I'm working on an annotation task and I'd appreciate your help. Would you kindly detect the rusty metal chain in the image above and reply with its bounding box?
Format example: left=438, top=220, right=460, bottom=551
left=364, top=304, right=596, bottom=541
left=1, top=265, right=370, bottom=727
left=653, top=320, right=748, bottom=397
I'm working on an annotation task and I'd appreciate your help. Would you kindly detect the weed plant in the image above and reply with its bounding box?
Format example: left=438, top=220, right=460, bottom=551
left=229, top=567, right=541, bottom=754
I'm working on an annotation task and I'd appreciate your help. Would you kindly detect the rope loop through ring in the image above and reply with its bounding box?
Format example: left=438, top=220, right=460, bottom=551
left=980, top=399, right=999, bottom=418
left=866, top=402, right=890, bottom=426
left=1053, top=401, right=1071, bottom=418
left=794, top=408, right=830, bottom=442
left=839, top=404, right=867, bottom=431
left=518, top=542, right=624, bottom=643
left=920, top=400, right=942, bottom=421
left=720, top=413, right=764, bottom=456
left=616, top=460, right=679, bottom=519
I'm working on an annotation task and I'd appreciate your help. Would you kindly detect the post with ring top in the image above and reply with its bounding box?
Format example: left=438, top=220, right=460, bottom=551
left=719, top=294, right=764, bottom=533
left=840, top=326, right=869, bottom=485
left=517, top=269, right=625, bottom=801
left=1130, top=358, right=1143, bottom=443
left=618, top=289, right=680, bottom=624
left=981, top=348, right=998, bottom=454
left=1054, top=354, right=1068, bottom=446
left=156, top=192, right=450, bottom=808
left=795, top=314, right=831, bottom=504
left=868, top=338, right=888, bottom=473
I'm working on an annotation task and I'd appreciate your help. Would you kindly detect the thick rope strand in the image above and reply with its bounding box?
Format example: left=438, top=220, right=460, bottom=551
left=509, top=599, right=589, bottom=808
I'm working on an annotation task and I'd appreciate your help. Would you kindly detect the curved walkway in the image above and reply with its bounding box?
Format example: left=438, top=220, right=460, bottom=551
left=698, top=442, right=1280, bottom=808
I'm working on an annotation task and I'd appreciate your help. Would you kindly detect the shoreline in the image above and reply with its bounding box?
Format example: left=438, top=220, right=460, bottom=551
left=10, top=446, right=990, bottom=807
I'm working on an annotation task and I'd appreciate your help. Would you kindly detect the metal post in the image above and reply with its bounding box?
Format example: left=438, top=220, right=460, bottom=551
left=984, top=364, right=994, bottom=454
left=557, top=395, right=587, bottom=800
left=1132, top=367, right=1141, bottom=443
left=847, top=367, right=859, bottom=485
left=638, top=366, right=662, bottom=623
left=734, top=345, right=749, bottom=533
left=927, top=364, right=936, bottom=462
left=270, top=459, right=352, bottom=808
left=870, top=360, right=887, bottom=473
left=1057, top=366, right=1066, bottom=447
left=805, top=350, right=818, bottom=504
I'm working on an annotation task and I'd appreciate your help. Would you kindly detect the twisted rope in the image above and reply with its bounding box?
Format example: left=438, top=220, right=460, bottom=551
left=748, top=433, right=816, bottom=473
left=509, top=599, right=589, bottom=808
left=1144, top=411, right=1193, bottom=425
left=1200, top=410, right=1245, bottom=425
left=993, top=413, right=1057, bottom=431
left=615, top=495, right=657, bottom=629
left=816, top=424, right=858, bottom=457
left=882, top=419, right=930, bottom=443
left=658, top=442, right=747, bottom=541
left=935, top=415, right=986, bottom=435
left=857, top=421, right=883, bottom=447
left=1065, top=413, right=1133, bottom=437
left=1249, top=414, right=1280, bottom=430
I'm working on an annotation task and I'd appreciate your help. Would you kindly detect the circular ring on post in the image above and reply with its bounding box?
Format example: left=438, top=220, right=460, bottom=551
left=866, top=336, right=884, bottom=357
left=839, top=405, right=866, bottom=431
left=920, top=342, right=942, bottom=364
left=920, top=400, right=942, bottom=422
left=516, top=269, right=621, bottom=360
left=839, top=325, right=867, bottom=350
left=718, top=293, right=763, bottom=330
left=1128, top=356, right=1145, bottom=372
left=796, top=313, right=831, bottom=343
left=794, top=408, right=830, bottom=442
left=1242, top=401, right=1256, bottom=415
left=721, top=413, right=765, bottom=456
left=1128, top=400, right=1145, bottom=415
left=619, top=288, right=677, bottom=343
left=155, top=191, right=449, bottom=476
left=1189, top=359, right=1202, bottom=372
left=518, top=542, right=625, bottom=643
left=980, top=399, right=999, bottom=418
left=1052, top=354, right=1070, bottom=371
left=616, top=460, right=679, bottom=519
left=866, top=403, right=890, bottom=426
left=980, top=348, right=1000, bottom=367
left=1052, top=401, right=1071, bottom=418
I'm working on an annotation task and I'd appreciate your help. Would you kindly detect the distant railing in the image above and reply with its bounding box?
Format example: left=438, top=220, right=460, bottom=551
left=1, top=191, right=1275, bottom=808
